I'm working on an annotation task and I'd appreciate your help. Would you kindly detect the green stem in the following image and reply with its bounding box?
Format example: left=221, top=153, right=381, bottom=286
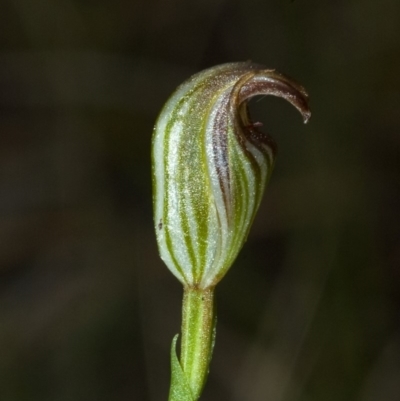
left=180, top=286, right=216, bottom=400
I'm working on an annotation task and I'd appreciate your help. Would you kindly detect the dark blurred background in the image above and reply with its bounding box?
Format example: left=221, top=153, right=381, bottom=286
left=1, top=0, right=400, bottom=400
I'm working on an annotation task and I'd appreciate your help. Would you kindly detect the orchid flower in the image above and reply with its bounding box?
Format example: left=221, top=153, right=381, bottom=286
left=152, top=62, right=311, bottom=401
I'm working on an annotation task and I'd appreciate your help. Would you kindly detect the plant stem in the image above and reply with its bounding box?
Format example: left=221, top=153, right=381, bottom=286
left=180, top=286, right=216, bottom=400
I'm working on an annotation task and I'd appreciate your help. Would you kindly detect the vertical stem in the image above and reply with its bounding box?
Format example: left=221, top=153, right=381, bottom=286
left=180, top=286, right=216, bottom=400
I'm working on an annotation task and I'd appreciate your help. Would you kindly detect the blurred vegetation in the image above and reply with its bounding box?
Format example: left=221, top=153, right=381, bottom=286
left=1, top=0, right=400, bottom=400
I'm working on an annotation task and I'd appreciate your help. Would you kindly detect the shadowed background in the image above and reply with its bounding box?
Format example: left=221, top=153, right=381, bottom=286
left=1, top=0, right=400, bottom=400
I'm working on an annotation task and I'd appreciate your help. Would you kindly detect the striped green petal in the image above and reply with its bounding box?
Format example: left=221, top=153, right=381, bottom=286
left=152, top=62, right=310, bottom=289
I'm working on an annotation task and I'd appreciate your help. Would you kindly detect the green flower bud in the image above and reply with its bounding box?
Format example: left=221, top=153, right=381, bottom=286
left=152, top=62, right=310, bottom=289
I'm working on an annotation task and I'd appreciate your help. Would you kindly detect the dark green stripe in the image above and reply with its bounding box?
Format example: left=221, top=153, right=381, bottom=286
left=164, top=228, right=188, bottom=284
left=227, top=139, right=251, bottom=270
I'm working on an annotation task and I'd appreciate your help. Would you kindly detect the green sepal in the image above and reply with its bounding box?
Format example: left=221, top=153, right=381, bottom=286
left=168, top=335, right=195, bottom=401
